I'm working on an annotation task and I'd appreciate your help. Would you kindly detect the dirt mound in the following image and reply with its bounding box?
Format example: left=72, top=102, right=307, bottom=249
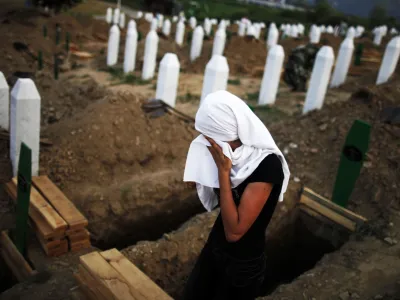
left=40, top=91, right=198, bottom=246
left=35, top=71, right=107, bottom=126
left=0, top=8, right=109, bottom=79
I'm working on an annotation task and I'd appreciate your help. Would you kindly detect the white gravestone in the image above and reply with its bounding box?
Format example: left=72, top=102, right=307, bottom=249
left=284, top=25, right=291, bottom=37
left=189, top=17, right=197, bottom=29
left=201, top=55, right=229, bottom=103
left=303, top=46, right=335, bottom=114
left=291, top=25, right=299, bottom=38
left=106, top=8, right=112, bottom=24
left=137, top=11, right=143, bottom=19
left=376, top=37, right=400, bottom=85
left=128, top=20, right=136, bottom=30
left=119, top=13, right=125, bottom=29
left=175, top=21, right=185, bottom=46
left=158, top=14, right=164, bottom=29
left=204, top=18, right=212, bottom=36
left=267, top=25, right=279, bottom=49
left=0, top=72, right=9, bottom=131
left=212, top=27, right=226, bottom=56
left=156, top=53, right=180, bottom=108
left=10, top=78, right=41, bottom=176
left=113, top=7, right=120, bottom=24
left=238, top=22, right=246, bottom=37
left=142, top=30, right=159, bottom=80
left=310, top=25, right=321, bottom=44
left=123, top=26, right=138, bottom=74
left=259, top=45, right=284, bottom=105
left=330, top=38, right=354, bottom=88
left=326, top=26, right=334, bottom=34
left=162, top=19, right=171, bottom=36
left=190, top=26, right=204, bottom=61
left=346, top=27, right=356, bottom=39
left=151, top=18, right=158, bottom=31
left=172, top=16, right=178, bottom=22
left=374, top=27, right=384, bottom=46
left=107, top=25, right=120, bottom=66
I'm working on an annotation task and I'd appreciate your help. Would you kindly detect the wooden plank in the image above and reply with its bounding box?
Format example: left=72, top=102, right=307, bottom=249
left=74, top=272, right=98, bottom=300
left=79, top=251, right=136, bottom=300
left=100, top=248, right=173, bottom=300
left=32, top=176, right=88, bottom=229
left=70, top=239, right=91, bottom=252
left=68, top=229, right=90, bottom=242
left=303, top=187, right=367, bottom=224
left=0, top=231, right=35, bottom=281
left=1, top=249, right=25, bottom=282
left=48, top=240, right=68, bottom=257
left=78, top=265, right=109, bottom=300
left=12, top=178, right=68, bottom=232
left=4, top=182, right=65, bottom=240
left=299, top=195, right=356, bottom=231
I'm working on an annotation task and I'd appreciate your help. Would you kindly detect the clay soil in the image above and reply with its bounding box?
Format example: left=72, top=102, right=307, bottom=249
left=1, top=3, right=400, bottom=300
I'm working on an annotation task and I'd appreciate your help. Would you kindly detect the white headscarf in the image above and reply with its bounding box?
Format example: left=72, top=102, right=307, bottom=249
left=183, top=90, right=290, bottom=211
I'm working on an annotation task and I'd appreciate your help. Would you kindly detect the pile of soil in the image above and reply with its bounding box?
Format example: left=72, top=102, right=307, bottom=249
left=35, top=71, right=107, bottom=126
left=0, top=8, right=109, bottom=79
left=40, top=90, right=198, bottom=247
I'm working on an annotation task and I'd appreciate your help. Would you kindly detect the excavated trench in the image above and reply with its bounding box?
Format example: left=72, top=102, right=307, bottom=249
left=0, top=257, right=17, bottom=294
left=260, top=209, right=349, bottom=296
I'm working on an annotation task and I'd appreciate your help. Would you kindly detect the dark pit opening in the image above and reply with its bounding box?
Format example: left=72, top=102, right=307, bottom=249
left=0, top=250, right=19, bottom=293
left=93, top=193, right=205, bottom=250
left=261, top=209, right=350, bottom=296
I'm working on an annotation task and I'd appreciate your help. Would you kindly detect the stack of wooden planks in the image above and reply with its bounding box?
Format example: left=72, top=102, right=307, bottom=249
left=4, top=176, right=90, bottom=256
left=75, top=249, right=173, bottom=300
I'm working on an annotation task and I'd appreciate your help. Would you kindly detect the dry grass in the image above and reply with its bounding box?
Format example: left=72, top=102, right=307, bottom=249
left=69, top=0, right=115, bottom=16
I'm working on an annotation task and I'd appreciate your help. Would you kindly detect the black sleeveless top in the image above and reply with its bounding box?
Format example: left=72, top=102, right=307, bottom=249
left=206, top=154, right=284, bottom=259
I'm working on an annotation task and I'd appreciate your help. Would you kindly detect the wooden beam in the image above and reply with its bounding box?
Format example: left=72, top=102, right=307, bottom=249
left=12, top=178, right=68, bottom=232
left=77, top=265, right=109, bottom=300
left=303, top=187, right=367, bottom=224
left=79, top=251, right=136, bottom=300
left=299, top=195, right=356, bottom=231
left=100, top=248, right=173, bottom=300
left=0, top=231, right=36, bottom=281
left=32, top=176, right=88, bottom=229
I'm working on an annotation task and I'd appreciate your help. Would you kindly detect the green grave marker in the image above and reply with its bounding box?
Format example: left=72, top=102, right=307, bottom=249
left=12, top=143, right=32, bottom=256
left=354, top=43, right=364, bottom=66
left=331, top=120, right=371, bottom=207
left=38, top=50, right=43, bottom=70
left=54, top=55, right=59, bottom=80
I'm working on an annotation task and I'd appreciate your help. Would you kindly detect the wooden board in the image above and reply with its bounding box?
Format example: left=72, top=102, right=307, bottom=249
left=36, top=235, right=68, bottom=256
left=77, top=265, right=109, bottom=300
left=299, top=195, right=356, bottom=231
left=4, top=182, right=65, bottom=240
left=303, top=187, right=367, bottom=224
left=32, top=176, right=88, bottom=229
left=100, top=249, right=173, bottom=300
left=0, top=231, right=36, bottom=281
left=67, top=229, right=90, bottom=242
left=70, top=239, right=91, bottom=252
left=12, top=178, right=68, bottom=232
left=74, top=272, right=99, bottom=300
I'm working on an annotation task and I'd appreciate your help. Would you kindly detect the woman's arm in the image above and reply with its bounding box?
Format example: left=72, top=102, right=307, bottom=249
left=219, top=172, right=272, bottom=242
left=205, top=136, right=273, bottom=242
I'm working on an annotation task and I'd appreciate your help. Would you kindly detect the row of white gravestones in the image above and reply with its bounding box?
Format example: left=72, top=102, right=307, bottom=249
left=0, top=73, right=40, bottom=176
left=105, top=7, right=125, bottom=28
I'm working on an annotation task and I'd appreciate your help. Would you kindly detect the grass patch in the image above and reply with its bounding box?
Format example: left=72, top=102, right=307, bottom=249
left=101, top=67, right=150, bottom=85
left=228, top=78, right=241, bottom=86
left=178, top=92, right=200, bottom=103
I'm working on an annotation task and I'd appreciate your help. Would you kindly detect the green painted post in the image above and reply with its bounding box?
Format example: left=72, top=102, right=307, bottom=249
left=56, top=26, right=61, bottom=45
left=54, top=55, right=59, bottom=80
left=354, top=43, right=364, bottom=66
left=331, top=120, right=371, bottom=207
left=12, top=143, right=32, bottom=256
left=43, top=25, right=47, bottom=38
left=65, top=32, right=70, bottom=53
left=38, top=50, right=43, bottom=70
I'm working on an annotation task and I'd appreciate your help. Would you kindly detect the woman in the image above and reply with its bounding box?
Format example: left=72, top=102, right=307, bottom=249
left=183, top=90, right=290, bottom=300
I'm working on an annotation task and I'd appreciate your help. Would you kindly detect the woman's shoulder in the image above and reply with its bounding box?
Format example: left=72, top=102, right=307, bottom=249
left=248, top=154, right=284, bottom=184
left=258, top=154, right=282, bottom=171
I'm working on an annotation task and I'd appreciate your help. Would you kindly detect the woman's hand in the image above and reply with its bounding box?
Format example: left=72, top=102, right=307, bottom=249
left=205, top=136, right=232, bottom=175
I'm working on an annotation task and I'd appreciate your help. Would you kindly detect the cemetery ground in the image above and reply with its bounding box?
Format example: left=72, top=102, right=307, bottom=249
left=0, top=4, right=400, bottom=300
